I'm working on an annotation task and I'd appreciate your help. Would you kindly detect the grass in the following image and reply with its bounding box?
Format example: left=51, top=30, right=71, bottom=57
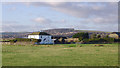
left=2, top=44, right=118, bottom=66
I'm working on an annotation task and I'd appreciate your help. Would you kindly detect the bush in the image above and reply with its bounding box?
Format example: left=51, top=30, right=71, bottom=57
left=86, top=38, right=115, bottom=43
left=9, top=38, right=32, bottom=42
left=83, top=39, right=89, bottom=42
left=79, top=37, right=83, bottom=41
left=32, top=39, right=41, bottom=42
left=73, top=32, right=89, bottom=41
left=15, top=38, right=31, bottom=42
left=9, top=39, right=17, bottom=43
left=69, top=45, right=76, bottom=47
left=114, top=38, right=120, bottom=42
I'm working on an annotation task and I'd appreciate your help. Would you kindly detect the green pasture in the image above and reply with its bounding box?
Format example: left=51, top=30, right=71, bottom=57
left=2, top=44, right=118, bottom=66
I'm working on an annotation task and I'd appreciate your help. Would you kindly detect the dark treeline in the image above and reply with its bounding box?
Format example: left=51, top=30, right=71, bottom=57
left=72, top=32, right=119, bottom=44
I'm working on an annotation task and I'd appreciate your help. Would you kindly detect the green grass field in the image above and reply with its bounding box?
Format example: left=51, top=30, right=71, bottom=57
left=2, top=44, right=118, bottom=66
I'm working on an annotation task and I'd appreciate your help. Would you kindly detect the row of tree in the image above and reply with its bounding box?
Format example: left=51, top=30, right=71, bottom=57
left=72, top=32, right=119, bottom=43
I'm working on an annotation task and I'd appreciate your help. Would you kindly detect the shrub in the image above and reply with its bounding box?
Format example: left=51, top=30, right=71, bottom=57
left=90, top=34, right=97, bottom=39
left=87, top=38, right=114, bottom=43
left=32, top=39, right=41, bottom=42
left=9, top=39, right=17, bottom=43
left=69, top=45, right=76, bottom=47
left=83, top=39, right=89, bottom=42
left=9, top=38, right=32, bottom=42
left=73, top=32, right=89, bottom=41
left=79, top=37, right=83, bottom=41
left=15, top=38, right=31, bottom=42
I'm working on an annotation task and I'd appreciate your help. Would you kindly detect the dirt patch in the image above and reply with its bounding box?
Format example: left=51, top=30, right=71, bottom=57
left=63, top=48, right=73, bottom=49
left=94, top=44, right=104, bottom=46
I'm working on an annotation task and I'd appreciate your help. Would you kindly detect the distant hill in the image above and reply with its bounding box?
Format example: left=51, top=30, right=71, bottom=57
left=43, top=28, right=111, bottom=37
left=43, top=28, right=75, bottom=33
left=1, top=32, right=31, bottom=38
left=1, top=28, right=112, bottom=38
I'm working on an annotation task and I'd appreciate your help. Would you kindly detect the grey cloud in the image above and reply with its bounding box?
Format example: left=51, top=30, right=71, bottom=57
left=2, top=21, right=18, bottom=24
left=32, top=17, right=52, bottom=23
left=25, top=2, right=118, bottom=25
left=2, top=24, right=49, bottom=32
left=26, top=2, right=117, bottom=18
left=4, top=2, right=118, bottom=18
left=52, top=2, right=117, bottom=18
left=2, top=19, right=64, bottom=32
left=2, top=24, right=31, bottom=32
left=74, top=23, right=118, bottom=32
left=3, top=2, right=118, bottom=32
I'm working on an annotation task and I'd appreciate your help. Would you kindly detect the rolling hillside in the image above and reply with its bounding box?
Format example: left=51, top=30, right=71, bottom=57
left=1, top=28, right=112, bottom=38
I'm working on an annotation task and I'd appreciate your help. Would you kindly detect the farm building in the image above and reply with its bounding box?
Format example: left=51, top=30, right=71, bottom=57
left=28, top=32, right=54, bottom=44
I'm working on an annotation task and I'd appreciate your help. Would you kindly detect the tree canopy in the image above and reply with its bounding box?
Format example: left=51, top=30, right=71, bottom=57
left=72, top=32, right=89, bottom=41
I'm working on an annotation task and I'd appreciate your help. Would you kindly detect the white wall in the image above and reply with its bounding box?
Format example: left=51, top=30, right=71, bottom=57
left=28, top=35, right=39, bottom=39
left=28, top=35, right=54, bottom=44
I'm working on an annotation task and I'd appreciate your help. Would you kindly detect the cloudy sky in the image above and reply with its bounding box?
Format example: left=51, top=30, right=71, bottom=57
left=2, top=2, right=118, bottom=32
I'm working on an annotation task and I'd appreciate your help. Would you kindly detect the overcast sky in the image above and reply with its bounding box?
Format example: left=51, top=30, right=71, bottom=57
left=1, top=2, right=118, bottom=32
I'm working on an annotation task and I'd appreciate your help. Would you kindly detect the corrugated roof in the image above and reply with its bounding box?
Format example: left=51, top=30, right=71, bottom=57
left=29, top=32, right=50, bottom=35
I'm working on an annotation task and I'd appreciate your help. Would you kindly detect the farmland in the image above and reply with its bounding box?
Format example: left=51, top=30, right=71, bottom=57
left=2, top=44, right=118, bottom=66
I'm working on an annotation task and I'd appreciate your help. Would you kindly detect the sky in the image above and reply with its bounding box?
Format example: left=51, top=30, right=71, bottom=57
left=1, top=2, right=118, bottom=32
